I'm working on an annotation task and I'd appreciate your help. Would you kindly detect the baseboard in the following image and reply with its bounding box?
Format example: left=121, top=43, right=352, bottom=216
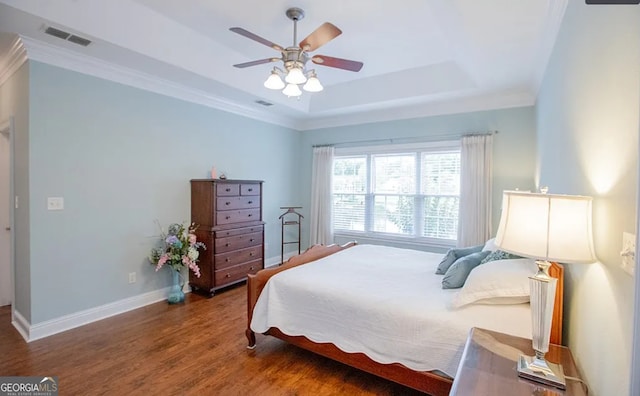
left=13, top=253, right=299, bottom=342
left=18, top=286, right=173, bottom=342
left=12, top=308, right=30, bottom=342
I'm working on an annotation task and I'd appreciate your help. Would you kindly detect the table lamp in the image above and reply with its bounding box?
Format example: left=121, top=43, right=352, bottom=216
left=494, top=190, right=596, bottom=389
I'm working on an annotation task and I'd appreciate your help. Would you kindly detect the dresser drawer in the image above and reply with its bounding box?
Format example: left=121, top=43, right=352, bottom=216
left=215, top=245, right=263, bottom=270
left=215, top=231, right=263, bottom=253
left=216, top=196, right=260, bottom=210
left=216, top=209, right=260, bottom=225
left=241, top=184, right=261, bottom=196
left=215, top=225, right=264, bottom=238
left=214, top=259, right=262, bottom=286
left=216, top=183, right=240, bottom=196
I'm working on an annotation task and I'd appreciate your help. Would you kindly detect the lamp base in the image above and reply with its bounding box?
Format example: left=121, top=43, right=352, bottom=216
left=517, top=354, right=566, bottom=389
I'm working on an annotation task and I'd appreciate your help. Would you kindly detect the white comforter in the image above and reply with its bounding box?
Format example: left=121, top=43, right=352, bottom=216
left=250, top=244, right=531, bottom=377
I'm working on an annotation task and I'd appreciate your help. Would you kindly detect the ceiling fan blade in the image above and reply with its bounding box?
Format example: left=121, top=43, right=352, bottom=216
left=233, top=58, right=280, bottom=68
left=230, top=27, right=284, bottom=52
left=299, top=22, right=342, bottom=52
left=312, top=55, right=363, bottom=72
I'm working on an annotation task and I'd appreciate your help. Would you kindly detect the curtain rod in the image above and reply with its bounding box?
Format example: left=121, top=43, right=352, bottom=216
left=312, top=130, right=498, bottom=148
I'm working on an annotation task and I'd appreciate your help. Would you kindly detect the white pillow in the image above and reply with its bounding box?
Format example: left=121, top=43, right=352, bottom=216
left=451, top=258, right=537, bottom=308
left=482, top=237, right=497, bottom=252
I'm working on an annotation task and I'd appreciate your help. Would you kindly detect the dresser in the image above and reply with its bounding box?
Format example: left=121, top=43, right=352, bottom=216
left=189, top=179, right=265, bottom=296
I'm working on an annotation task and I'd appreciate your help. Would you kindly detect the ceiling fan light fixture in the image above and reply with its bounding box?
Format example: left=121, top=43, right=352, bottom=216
left=303, top=72, right=323, bottom=92
left=282, top=83, right=302, bottom=97
left=285, top=67, right=307, bottom=84
left=264, top=70, right=285, bottom=90
left=231, top=7, right=363, bottom=99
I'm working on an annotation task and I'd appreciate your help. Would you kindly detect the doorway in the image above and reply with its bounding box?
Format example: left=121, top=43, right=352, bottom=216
left=0, top=118, right=13, bottom=307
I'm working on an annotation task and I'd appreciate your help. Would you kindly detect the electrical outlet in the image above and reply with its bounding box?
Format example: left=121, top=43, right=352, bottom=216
left=128, top=272, right=136, bottom=284
left=621, top=232, right=636, bottom=277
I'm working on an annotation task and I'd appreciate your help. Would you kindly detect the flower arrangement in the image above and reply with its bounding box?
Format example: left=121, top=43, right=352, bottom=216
left=149, top=222, right=206, bottom=277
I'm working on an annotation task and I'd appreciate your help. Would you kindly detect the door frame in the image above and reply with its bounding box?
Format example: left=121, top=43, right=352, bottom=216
left=0, top=117, right=15, bottom=318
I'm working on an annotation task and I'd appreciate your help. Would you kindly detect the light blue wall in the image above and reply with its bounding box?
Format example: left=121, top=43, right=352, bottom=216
left=26, top=61, right=300, bottom=323
left=536, top=2, right=639, bottom=395
left=299, top=107, right=537, bottom=251
left=0, top=61, right=30, bottom=321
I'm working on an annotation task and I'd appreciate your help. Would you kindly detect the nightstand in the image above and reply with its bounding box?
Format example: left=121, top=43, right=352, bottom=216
left=449, top=327, right=587, bottom=396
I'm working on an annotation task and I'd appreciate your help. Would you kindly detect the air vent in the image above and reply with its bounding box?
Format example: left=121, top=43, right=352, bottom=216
left=67, top=35, right=92, bottom=47
left=255, top=100, right=274, bottom=107
left=44, top=26, right=70, bottom=40
left=44, top=26, right=92, bottom=47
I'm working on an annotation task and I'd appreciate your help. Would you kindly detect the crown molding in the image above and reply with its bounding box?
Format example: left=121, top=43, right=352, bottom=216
left=0, top=35, right=28, bottom=86
left=16, top=36, right=298, bottom=129
left=296, top=90, right=536, bottom=131
left=3, top=35, right=551, bottom=133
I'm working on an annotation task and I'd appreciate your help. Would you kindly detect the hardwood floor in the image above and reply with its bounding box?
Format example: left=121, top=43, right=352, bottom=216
left=0, top=284, right=425, bottom=395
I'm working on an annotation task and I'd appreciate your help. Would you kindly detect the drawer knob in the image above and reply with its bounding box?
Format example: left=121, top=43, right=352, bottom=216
left=225, top=201, right=230, bottom=205
left=226, top=216, right=231, bottom=220
left=225, top=243, right=230, bottom=247
left=248, top=214, right=253, bottom=217
left=250, top=252, right=254, bottom=256
left=226, top=258, right=230, bottom=262
left=249, top=239, right=254, bottom=242
left=248, top=201, right=253, bottom=204
left=226, top=274, right=231, bottom=278
left=248, top=188, right=253, bottom=192
left=250, top=266, right=255, bottom=270
left=225, top=188, right=231, bottom=192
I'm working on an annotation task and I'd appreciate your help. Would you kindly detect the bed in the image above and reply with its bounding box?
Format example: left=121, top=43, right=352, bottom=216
left=245, top=242, right=564, bottom=396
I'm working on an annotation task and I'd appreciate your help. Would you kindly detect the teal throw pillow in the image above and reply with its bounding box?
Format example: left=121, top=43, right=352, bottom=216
left=442, top=250, right=491, bottom=289
left=436, top=244, right=483, bottom=275
left=480, top=250, right=524, bottom=265
left=436, top=250, right=457, bottom=275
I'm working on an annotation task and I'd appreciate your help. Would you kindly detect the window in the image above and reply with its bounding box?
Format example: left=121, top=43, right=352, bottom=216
left=332, top=142, right=461, bottom=244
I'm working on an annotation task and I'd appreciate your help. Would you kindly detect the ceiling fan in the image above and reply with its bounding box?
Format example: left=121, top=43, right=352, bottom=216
left=230, top=7, right=364, bottom=97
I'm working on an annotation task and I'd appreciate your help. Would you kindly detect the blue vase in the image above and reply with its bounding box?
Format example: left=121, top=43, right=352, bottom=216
left=167, top=270, right=185, bottom=304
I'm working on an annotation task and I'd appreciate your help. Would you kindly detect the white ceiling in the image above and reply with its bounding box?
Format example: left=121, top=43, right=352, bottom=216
left=0, top=0, right=566, bottom=130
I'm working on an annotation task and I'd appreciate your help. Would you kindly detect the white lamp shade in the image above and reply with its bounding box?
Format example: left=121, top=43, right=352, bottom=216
left=282, top=83, right=302, bottom=97
left=264, top=73, right=285, bottom=90
left=303, top=76, right=323, bottom=92
left=495, top=191, right=596, bottom=264
left=285, top=67, right=307, bottom=84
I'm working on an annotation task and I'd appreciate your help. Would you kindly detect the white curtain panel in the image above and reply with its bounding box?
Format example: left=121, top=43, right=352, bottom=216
left=457, top=134, right=493, bottom=247
left=309, top=146, right=335, bottom=245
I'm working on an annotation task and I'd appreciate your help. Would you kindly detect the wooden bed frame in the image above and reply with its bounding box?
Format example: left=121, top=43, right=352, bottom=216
left=245, top=242, right=564, bottom=396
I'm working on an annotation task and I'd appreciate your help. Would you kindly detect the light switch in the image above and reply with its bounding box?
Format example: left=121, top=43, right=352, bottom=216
left=47, top=197, right=64, bottom=211
left=621, top=232, right=636, bottom=277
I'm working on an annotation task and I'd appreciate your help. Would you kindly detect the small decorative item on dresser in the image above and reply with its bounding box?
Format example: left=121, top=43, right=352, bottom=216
left=149, top=222, right=207, bottom=304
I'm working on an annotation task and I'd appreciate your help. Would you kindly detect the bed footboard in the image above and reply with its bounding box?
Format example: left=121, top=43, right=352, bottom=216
left=246, top=241, right=357, bottom=348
